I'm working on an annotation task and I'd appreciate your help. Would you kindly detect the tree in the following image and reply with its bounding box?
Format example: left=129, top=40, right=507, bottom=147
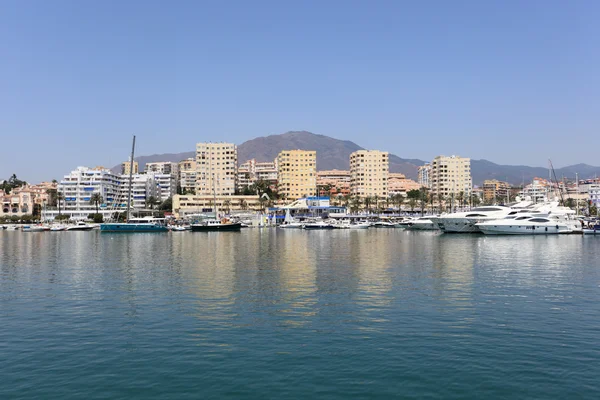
left=406, top=189, right=421, bottom=200
left=364, top=196, right=372, bottom=213
left=32, top=203, right=42, bottom=219
left=471, top=194, right=481, bottom=207
left=408, top=198, right=417, bottom=213
left=394, top=193, right=405, bottom=212
left=457, top=191, right=465, bottom=210
left=159, top=197, right=173, bottom=212
left=146, top=196, right=158, bottom=210
left=419, top=188, right=428, bottom=216
left=240, top=199, right=248, bottom=211
left=437, top=193, right=445, bottom=214
left=223, top=199, right=231, bottom=215
left=350, top=196, right=362, bottom=213
left=90, top=193, right=104, bottom=215
left=56, top=192, right=64, bottom=215
left=55, top=214, right=70, bottom=221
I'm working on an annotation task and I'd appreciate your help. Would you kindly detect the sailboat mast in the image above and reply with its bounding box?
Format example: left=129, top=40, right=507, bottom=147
left=126, top=135, right=136, bottom=222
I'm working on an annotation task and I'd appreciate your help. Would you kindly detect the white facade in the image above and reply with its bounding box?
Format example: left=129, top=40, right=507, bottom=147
left=237, top=158, right=278, bottom=189
left=145, top=162, right=179, bottom=176
left=149, top=173, right=176, bottom=201
left=120, top=174, right=160, bottom=209
left=58, top=166, right=122, bottom=215
left=418, top=163, right=431, bottom=188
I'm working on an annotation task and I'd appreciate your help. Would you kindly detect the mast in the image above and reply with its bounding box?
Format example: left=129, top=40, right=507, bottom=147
left=126, top=135, right=136, bottom=222
left=211, top=145, right=218, bottom=220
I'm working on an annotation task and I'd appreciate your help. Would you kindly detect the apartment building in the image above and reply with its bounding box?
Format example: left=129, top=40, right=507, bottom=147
left=316, top=170, right=351, bottom=196
left=349, top=150, right=389, bottom=198
left=178, top=158, right=197, bottom=194
left=388, top=173, right=421, bottom=196
left=145, top=162, right=178, bottom=176
left=121, top=161, right=139, bottom=175
left=237, top=158, right=278, bottom=189
left=195, top=142, right=237, bottom=196
left=429, top=155, right=472, bottom=199
left=277, top=150, right=317, bottom=200
left=483, top=179, right=510, bottom=204
left=418, top=163, right=431, bottom=188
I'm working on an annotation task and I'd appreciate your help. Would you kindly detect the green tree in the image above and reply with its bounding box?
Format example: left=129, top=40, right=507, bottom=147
left=457, top=191, right=465, bottom=210
left=146, top=196, right=158, bottom=210
left=437, top=193, right=445, bottom=214
left=89, top=193, right=104, bottom=215
left=56, top=192, right=64, bottom=215
left=159, top=197, right=173, bottom=212
left=350, top=196, right=362, bottom=213
left=408, top=197, right=417, bottom=213
left=471, top=194, right=481, bottom=208
left=223, top=199, right=231, bottom=215
left=406, top=189, right=421, bottom=200
left=364, top=196, right=373, bottom=213
left=394, top=194, right=405, bottom=212
left=240, top=199, right=248, bottom=211
left=419, top=188, right=428, bottom=216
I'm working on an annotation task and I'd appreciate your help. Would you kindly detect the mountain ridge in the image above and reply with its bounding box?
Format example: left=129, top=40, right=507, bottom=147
left=111, top=131, right=600, bottom=186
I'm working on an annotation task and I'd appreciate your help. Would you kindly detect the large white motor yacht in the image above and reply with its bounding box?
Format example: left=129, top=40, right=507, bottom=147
left=405, top=217, right=437, bottom=230
left=476, top=214, right=579, bottom=235
left=434, top=206, right=514, bottom=233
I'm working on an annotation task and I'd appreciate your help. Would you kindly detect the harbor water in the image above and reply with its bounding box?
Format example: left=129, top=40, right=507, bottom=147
left=1, top=229, right=599, bottom=399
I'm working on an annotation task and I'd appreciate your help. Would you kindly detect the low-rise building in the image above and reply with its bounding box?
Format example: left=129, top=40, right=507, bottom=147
left=388, top=173, right=421, bottom=196
left=173, top=194, right=263, bottom=218
left=145, top=162, right=179, bottom=176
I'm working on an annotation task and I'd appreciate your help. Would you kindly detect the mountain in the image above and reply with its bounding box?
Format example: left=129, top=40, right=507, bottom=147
left=112, top=131, right=600, bottom=185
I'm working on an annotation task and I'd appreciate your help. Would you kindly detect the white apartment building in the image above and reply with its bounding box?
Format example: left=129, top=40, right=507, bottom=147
left=195, top=142, right=237, bottom=195
left=418, top=163, right=431, bottom=188
left=350, top=150, right=389, bottom=198
left=57, top=166, right=122, bottom=219
left=178, top=158, right=197, bottom=194
left=237, top=158, right=278, bottom=189
left=145, top=162, right=179, bottom=176
left=430, top=155, right=472, bottom=198
left=120, top=174, right=160, bottom=209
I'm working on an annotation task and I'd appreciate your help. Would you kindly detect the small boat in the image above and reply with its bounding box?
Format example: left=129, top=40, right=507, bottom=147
left=23, top=225, right=50, bottom=232
left=170, top=225, right=189, bottom=231
left=303, top=220, right=334, bottom=230
left=50, top=225, right=67, bottom=231
left=279, top=209, right=304, bottom=229
left=582, top=222, right=600, bottom=235
left=191, top=219, right=242, bottom=232
left=66, top=222, right=94, bottom=231
left=372, top=220, right=396, bottom=228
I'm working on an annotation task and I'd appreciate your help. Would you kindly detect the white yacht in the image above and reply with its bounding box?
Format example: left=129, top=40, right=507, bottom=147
left=405, top=217, right=437, bottom=230
left=435, top=206, right=514, bottom=233
left=476, top=214, right=579, bottom=235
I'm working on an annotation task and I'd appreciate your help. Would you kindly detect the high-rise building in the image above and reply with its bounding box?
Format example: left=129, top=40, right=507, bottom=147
left=277, top=150, right=317, bottom=200
left=349, top=150, right=389, bottom=198
left=418, top=163, right=431, bottom=188
left=178, top=158, right=197, bottom=194
left=483, top=179, right=510, bottom=204
left=195, top=142, right=237, bottom=196
left=430, top=155, right=472, bottom=199
left=121, top=161, right=139, bottom=175
left=144, top=162, right=178, bottom=201
left=58, top=166, right=122, bottom=217
left=316, top=170, right=351, bottom=196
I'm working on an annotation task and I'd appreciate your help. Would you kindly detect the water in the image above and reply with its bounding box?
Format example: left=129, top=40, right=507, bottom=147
left=1, top=229, right=599, bottom=399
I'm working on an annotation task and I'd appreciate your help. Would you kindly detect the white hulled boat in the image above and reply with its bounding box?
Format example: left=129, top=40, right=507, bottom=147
left=476, top=213, right=579, bottom=235
left=279, top=209, right=304, bottom=229
left=406, top=217, right=437, bottom=230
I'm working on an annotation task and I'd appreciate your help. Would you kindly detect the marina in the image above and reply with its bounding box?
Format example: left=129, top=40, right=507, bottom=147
left=1, top=228, right=599, bottom=399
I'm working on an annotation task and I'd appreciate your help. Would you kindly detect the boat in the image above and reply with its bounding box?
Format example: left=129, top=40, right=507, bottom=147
left=476, top=213, right=580, bottom=235
left=279, top=209, right=304, bottom=229
left=66, top=221, right=95, bottom=231
left=372, top=220, right=396, bottom=228
left=23, top=225, right=50, bottom=232
left=101, top=217, right=169, bottom=232
left=582, top=221, right=600, bottom=235
left=406, top=217, right=437, bottom=230
left=100, top=136, right=169, bottom=233
left=191, top=218, right=242, bottom=232
left=170, top=225, right=189, bottom=231
left=50, top=225, right=67, bottom=231
left=302, top=220, right=335, bottom=230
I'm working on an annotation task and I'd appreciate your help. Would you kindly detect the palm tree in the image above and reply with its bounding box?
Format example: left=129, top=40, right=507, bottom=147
left=471, top=194, right=481, bottom=208
left=419, top=189, right=428, bottom=216
left=57, top=191, right=64, bottom=215
left=394, top=194, right=405, bottom=213
left=350, top=196, right=362, bottom=214
left=146, top=196, right=158, bottom=210
left=373, top=195, right=380, bottom=213
left=437, top=193, right=445, bottom=214
left=223, top=199, right=231, bottom=215
left=457, top=191, right=465, bottom=210
left=240, top=199, right=248, bottom=211
left=89, top=193, right=103, bottom=215
left=408, top=197, right=417, bottom=213
left=364, top=196, right=372, bottom=213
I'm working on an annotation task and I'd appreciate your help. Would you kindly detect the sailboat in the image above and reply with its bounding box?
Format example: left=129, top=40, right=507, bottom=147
left=100, top=136, right=169, bottom=233
left=278, top=208, right=303, bottom=229
left=190, top=149, right=241, bottom=232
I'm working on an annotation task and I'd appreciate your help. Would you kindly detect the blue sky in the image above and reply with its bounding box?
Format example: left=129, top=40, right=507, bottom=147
left=1, top=0, right=598, bottom=182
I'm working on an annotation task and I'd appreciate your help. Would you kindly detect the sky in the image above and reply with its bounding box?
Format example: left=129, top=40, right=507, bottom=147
left=1, top=0, right=599, bottom=182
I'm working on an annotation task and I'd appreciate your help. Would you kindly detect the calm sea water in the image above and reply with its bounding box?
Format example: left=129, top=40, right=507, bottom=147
left=1, top=229, right=599, bottom=399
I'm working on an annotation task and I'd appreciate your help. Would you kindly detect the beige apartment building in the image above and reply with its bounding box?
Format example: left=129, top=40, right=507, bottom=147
left=172, top=194, right=264, bottom=218
left=178, top=158, right=197, bottom=194
left=430, top=155, right=472, bottom=198
left=483, top=179, right=510, bottom=204
left=195, top=143, right=237, bottom=195
left=350, top=150, right=389, bottom=197
left=277, top=150, right=317, bottom=200
left=121, top=160, right=139, bottom=175
left=237, top=158, right=278, bottom=189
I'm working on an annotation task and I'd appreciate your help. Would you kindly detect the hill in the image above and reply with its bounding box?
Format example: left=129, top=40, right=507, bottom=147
left=112, top=131, right=600, bottom=185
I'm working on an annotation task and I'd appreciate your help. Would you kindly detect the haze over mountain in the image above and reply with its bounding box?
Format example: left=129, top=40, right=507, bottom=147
left=114, top=131, right=600, bottom=186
